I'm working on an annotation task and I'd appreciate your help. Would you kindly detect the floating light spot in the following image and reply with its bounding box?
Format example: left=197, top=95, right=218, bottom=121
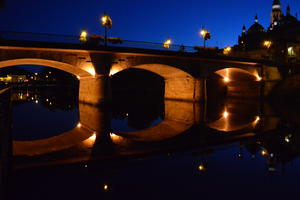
left=261, top=150, right=268, bottom=156
left=285, top=137, right=290, bottom=143
left=35, top=100, right=38, bottom=104
left=198, top=164, right=206, bottom=171
left=77, top=123, right=82, bottom=128
left=103, top=184, right=109, bottom=191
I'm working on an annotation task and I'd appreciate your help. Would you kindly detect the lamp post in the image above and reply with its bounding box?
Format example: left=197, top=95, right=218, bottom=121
left=163, top=39, right=172, bottom=49
left=263, top=40, right=272, bottom=49
left=79, top=29, right=88, bottom=43
left=200, top=28, right=211, bottom=48
left=101, top=13, right=112, bottom=46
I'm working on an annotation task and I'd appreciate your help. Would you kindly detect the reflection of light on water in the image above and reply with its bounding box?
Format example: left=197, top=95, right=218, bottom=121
left=103, top=184, right=109, bottom=191
left=82, top=133, right=97, bottom=147
left=261, top=149, right=268, bottom=156
left=110, top=132, right=123, bottom=143
left=198, top=164, right=206, bottom=171
left=253, top=116, right=260, bottom=126
left=285, top=134, right=292, bottom=143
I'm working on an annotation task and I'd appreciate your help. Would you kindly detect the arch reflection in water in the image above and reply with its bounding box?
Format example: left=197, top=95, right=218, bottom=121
left=14, top=99, right=201, bottom=156
left=112, top=100, right=200, bottom=143
left=206, top=99, right=262, bottom=132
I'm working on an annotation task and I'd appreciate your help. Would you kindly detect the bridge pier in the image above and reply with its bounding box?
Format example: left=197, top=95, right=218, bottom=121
left=0, top=88, right=12, bottom=199
left=165, top=77, right=201, bottom=102
left=79, top=75, right=111, bottom=105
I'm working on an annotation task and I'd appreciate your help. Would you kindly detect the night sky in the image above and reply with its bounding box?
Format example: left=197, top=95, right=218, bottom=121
left=1, top=0, right=300, bottom=48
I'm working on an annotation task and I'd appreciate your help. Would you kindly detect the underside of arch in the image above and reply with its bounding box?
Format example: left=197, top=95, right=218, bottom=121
left=115, top=64, right=201, bottom=102
left=0, top=58, right=91, bottom=77
left=214, top=67, right=259, bottom=81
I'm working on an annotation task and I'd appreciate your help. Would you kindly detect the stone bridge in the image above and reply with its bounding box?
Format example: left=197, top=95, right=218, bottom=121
left=0, top=40, right=282, bottom=105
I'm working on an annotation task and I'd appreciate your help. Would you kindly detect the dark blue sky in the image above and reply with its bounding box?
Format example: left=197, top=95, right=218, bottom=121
left=1, top=0, right=300, bottom=47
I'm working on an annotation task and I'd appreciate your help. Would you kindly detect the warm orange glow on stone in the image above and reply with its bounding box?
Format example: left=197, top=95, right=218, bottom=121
left=82, top=133, right=97, bottom=147
left=110, top=132, right=123, bottom=143
left=109, top=65, right=125, bottom=76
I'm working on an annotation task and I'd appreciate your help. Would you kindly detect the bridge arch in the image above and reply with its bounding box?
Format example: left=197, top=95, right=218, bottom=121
left=212, top=67, right=261, bottom=82
left=110, top=63, right=201, bottom=102
left=0, top=58, right=108, bottom=105
left=0, top=58, right=91, bottom=77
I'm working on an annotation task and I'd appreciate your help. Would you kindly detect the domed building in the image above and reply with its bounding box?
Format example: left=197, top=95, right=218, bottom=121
left=238, top=15, right=267, bottom=50
left=236, top=0, right=300, bottom=62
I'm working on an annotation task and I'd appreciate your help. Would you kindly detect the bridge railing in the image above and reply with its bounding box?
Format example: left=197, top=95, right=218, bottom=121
left=0, top=30, right=219, bottom=54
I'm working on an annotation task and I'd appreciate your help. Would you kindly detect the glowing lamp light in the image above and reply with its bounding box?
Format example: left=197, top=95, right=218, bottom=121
left=223, top=110, right=229, bottom=119
left=285, top=134, right=292, bottom=143
left=254, top=116, right=260, bottom=124
left=163, top=39, right=172, bottom=49
left=103, top=184, right=109, bottom=191
left=198, top=164, right=206, bottom=172
left=223, top=46, right=232, bottom=55
left=79, top=30, right=88, bottom=42
left=82, top=132, right=97, bottom=147
left=285, top=137, right=290, bottom=143
left=101, top=15, right=112, bottom=28
left=261, top=149, right=268, bottom=156
left=200, top=29, right=207, bottom=36
left=224, top=77, right=230, bottom=83
left=256, top=75, right=262, bottom=81
left=76, top=75, right=80, bottom=80
left=77, top=123, right=82, bottom=128
left=263, top=40, right=272, bottom=49
left=89, top=133, right=96, bottom=141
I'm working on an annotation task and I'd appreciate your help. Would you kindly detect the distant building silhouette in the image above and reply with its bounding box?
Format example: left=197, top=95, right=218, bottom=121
left=233, top=0, right=300, bottom=63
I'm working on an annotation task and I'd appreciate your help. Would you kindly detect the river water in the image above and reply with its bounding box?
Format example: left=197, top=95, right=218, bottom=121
left=5, top=87, right=300, bottom=200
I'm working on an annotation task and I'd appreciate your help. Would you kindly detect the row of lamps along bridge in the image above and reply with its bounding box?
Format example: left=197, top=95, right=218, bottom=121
left=79, top=13, right=273, bottom=55
left=79, top=13, right=212, bottom=49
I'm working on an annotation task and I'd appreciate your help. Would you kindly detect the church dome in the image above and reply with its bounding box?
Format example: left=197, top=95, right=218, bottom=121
left=247, top=23, right=265, bottom=34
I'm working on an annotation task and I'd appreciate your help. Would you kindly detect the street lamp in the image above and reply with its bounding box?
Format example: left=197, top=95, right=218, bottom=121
left=79, top=29, right=88, bottom=43
left=101, top=13, right=112, bottom=46
left=200, top=28, right=211, bottom=48
left=263, top=40, right=272, bottom=49
left=163, top=39, right=172, bottom=49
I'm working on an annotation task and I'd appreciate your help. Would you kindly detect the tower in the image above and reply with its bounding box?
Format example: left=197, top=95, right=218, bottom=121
left=286, top=5, right=291, bottom=16
left=271, top=0, right=282, bottom=26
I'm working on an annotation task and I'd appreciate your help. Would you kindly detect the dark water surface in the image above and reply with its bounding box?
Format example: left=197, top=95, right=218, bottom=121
left=5, top=87, right=300, bottom=200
